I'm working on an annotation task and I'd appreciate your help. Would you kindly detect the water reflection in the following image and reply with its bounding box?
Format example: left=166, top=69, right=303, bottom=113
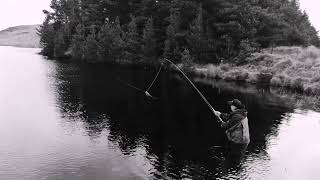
left=1, top=47, right=318, bottom=180
left=51, top=62, right=298, bottom=179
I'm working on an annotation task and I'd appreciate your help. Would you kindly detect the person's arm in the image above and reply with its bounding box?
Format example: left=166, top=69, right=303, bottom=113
left=220, top=113, right=230, bottom=121
left=221, top=114, right=243, bottom=129
left=218, top=112, right=230, bottom=127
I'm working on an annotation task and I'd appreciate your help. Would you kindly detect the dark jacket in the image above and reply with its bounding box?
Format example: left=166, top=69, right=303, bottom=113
left=221, top=109, right=250, bottom=144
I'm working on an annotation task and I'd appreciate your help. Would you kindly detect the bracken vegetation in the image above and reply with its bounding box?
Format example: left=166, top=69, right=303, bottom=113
left=193, top=78, right=320, bottom=111
left=194, top=46, right=320, bottom=95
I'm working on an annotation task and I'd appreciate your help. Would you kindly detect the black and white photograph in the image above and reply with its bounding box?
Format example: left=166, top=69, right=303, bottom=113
left=0, top=0, right=320, bottom=179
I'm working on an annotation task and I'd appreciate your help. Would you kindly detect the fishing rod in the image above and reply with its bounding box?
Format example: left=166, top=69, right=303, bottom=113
left=162, top=58, right=223, bottom=123
left=117, top=63, right=163, bottom=100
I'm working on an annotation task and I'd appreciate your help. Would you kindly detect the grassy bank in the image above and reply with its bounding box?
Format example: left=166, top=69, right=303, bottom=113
left=192, top=46, right=320, bottom=95
left=193, top=78, right=320, bottom=111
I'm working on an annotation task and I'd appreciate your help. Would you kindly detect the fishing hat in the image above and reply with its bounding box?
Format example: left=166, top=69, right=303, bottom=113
left=228, top=99, right=245, bottom=109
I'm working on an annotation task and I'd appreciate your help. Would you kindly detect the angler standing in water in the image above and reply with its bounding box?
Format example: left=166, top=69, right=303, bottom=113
left=150, top=59, right=249, bottom=163
left=215, top=99, right=250, bottom=163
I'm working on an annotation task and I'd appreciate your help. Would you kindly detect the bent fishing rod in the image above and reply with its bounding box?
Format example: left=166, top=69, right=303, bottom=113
left=163, top=58, right=223, bottom=123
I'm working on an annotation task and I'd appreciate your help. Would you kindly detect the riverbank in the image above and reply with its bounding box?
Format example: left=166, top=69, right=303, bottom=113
left=41, top=44, right=320, bottom=96
left=190, top=46, right=320, bottom=96
left=192, top=78, right=320, bottom=112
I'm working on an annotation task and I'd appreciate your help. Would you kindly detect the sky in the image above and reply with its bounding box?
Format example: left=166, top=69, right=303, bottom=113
left=0, top=0, right=50, bottom=30
left=0, top=0, right=319, bottom=33
left=300, top=0, right=320, bottom=33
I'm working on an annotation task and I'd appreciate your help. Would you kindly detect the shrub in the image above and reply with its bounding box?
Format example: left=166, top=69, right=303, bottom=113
left=223, top=69, right=249, bottom=81
left=291, top=78, right=307, bottom=90
left=277, top=46, right=300, bottom=54
left=207, top=65, right=223, bottom=78
left=254, top=55, right=275, bottom=67
left=237, top=70, right=249, bottom=81
left=304, top=84, right=320, bottom=95
left=299, top=46, right=320, bottom=60
left=194, top=67, right=208, bottom=77
left=257, top=72, right=273, bottom=84
left=235, top=39, right=259, bottom=64
left=311, top=76, right=320, bottom=83
left=181, top=48, right=193, bottom=68
left=283, top=76, right=293, bottom=87
left=304, top=85, right=313, bottom=95
left=270, top=76, right=282, bottom=86
left=273, top=59, right=293, bottom=71
left=220, top=64, right=231, bottom=71
left=314, top=64, right=320, bottom=68
left=246, top=72, right=258, bottom=83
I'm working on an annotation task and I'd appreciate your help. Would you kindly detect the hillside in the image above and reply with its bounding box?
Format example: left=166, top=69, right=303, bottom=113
left=0, top=25, right=40, bottom=48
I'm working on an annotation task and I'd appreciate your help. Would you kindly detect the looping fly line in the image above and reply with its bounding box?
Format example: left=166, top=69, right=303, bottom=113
left=117, top=63, right=163, bottom=100
left=118, top=59, right=222, bottom=122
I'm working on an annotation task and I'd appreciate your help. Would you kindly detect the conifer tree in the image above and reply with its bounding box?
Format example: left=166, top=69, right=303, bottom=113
left=112, top=17, right=125, bottom=61
left=83, top=26, right=98, bottom=62
left=181, top=48, right=193, bottom=68
left=163, top=9, right=180, bottom=60
left=142, top=17, right=156, bottom=61
left=53, top=28, right=67, bottom=58
left=97, top=23, right=113, bottom=61
left=71, top=24, right=85, bottom=60
left=188, top=3, right=205, bottom=62
left=39, top=12, right=55, bottom=57
left=124, top=15, right=141, bottom=61
left=40, top=0, right=320, bottom=63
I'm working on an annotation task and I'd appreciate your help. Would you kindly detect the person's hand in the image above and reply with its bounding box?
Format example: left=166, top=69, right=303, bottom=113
left=220, top=122, right=226, bottom=127
left=215, top=111, right=221, bottom=117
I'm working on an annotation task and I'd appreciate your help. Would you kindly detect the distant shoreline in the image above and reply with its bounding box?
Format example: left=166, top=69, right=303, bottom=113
left=0, top=25, right=40, bottom=48
left=0, top=45, right=41, bottom=49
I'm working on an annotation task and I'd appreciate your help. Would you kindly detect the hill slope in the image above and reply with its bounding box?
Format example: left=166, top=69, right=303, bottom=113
left=0, top=25, right=40, bottom=48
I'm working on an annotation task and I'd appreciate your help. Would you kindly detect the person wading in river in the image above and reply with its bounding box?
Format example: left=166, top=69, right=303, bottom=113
left=215, top=99, right=250, bottom=163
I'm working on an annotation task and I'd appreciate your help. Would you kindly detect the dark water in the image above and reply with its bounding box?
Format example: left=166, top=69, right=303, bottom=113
left=1, top=46, right=320, bottom=180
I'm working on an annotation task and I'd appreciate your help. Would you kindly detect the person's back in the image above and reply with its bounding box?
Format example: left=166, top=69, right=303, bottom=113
left=222, top=109, right=250, bottom=144
left=215, top=99, right=250, bottom=164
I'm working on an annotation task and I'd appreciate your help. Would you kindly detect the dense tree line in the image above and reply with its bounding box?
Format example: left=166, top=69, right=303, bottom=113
left=39, top=0, right=320, bottom=64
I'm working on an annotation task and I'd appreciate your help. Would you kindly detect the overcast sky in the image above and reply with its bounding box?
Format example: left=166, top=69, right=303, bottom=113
left=300, top=0, right=320, bottom=33
left=0, top=0, right=50, bottom=30
left=0, top=0, right=319, bottom=33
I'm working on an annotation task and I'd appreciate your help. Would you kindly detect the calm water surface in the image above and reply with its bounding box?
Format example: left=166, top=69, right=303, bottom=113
left=0, top=46, right=320, bottom=180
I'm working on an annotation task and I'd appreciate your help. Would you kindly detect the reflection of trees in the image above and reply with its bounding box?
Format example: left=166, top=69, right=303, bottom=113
left=53, top=63, right=294, bottom=179
left=52, top=63, right=86, bottom=117
left=52, top=63, right=108, bottom=136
